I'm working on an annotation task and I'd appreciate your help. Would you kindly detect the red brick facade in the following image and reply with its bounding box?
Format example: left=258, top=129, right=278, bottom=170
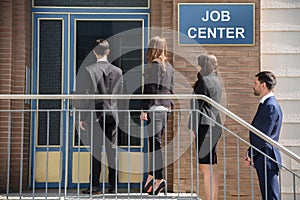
left=0, top=0, right=31, bottom=192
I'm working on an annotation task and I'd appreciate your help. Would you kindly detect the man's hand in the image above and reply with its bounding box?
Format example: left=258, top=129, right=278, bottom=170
left=80, top=121, right=87, bottom=131
left=243, top=152, right=252, bottom=167
left=191, top=130, right=196, bottom=138
left=141, top=112, right=148, bottom=121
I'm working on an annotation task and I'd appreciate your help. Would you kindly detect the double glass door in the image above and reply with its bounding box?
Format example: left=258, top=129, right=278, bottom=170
left=32, top=13, right=149, bottom=188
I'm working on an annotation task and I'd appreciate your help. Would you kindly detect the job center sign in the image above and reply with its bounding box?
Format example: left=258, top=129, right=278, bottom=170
left=178, top=3, right=255, bottom=46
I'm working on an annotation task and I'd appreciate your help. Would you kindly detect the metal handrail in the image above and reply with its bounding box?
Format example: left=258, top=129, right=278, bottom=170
left=1, top=94, right=300, bottom=164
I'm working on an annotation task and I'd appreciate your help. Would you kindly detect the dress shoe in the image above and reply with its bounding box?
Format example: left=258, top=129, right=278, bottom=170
left=82, top=186, right=102, bottom=195
left=108, top=186, right=116, bottom=194
left=143, top=179, right=154, bottom=193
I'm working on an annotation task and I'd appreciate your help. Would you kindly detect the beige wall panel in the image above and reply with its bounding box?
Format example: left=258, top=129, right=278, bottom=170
left=118, top=152, right=144, bottom=183
left=72, top=152, right=109, bottom=183
left=280, top=169, right=300, bottom=193
left=262, top=9, right=300, bottom=31
left=262, top=1, right=300, bottom=196
left=72, top=152, right=91, bottom=183
left=261, top=0, right=300, bottom=9
left=72, top=152, right=144, bottom=183
left=261, top=54, right=300, bottom=77
left=277, top=100, right=300, bottom=123
left=275, top=77, right=300, bottom=99
left=35, top=152, right=61, bottom=182
left=280, top=123, right=300, bottom=140
left=289, top=147, right=300, bottom=170
left=261, top=32, right=300, bottom=54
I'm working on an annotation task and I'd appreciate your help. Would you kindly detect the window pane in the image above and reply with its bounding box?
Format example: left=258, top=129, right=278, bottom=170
left=38, top=20, right=62, bottom=145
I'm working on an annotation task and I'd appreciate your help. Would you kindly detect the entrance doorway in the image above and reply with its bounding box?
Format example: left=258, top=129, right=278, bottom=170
left=31, top=13, right=149, bottom=188
left=70, top=19, right=147, bottom=189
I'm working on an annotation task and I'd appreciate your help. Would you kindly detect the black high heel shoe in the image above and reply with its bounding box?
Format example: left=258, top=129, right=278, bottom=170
left=143, top=179, right=155, bottom=193
left=152, top=180, right=167, bottom=195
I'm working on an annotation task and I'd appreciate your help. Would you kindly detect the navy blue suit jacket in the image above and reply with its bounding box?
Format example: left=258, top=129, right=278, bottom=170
left=249, top=96, right=283, bottom=171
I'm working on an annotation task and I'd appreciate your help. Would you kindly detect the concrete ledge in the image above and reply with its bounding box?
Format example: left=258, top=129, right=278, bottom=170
left=0, top=192, right=201, bottom=200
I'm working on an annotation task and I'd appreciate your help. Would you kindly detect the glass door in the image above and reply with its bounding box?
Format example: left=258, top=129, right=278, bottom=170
left=68, top=14, right=149, bottom=188
left=31, top=12, right=149, bottom=189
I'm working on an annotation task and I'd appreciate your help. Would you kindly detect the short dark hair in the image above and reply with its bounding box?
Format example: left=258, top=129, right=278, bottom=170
left=255, top=71, right=277, bottom=90
left=94, top=39, right=109, bottom=56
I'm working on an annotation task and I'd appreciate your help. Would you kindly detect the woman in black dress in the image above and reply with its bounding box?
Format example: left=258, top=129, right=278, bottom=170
left=189, top=54, right=222, bottom=200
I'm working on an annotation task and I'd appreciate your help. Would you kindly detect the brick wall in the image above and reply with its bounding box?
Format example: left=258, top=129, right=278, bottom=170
left=151, top=0, right=261, bottom=199
left=0, top=0, right=31, bottom=192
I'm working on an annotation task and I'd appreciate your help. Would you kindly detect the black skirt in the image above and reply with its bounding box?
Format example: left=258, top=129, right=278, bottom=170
left=195, top=122, right=222, bottom=164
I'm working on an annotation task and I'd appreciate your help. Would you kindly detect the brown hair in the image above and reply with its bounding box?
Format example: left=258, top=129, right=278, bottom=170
left=255, top=71, right=277, bottom=90
left=94, top=38, right=109, bottom=56
left=146, top=36, right=168, bottom=69
left=197, top=54, right=218, bottom=77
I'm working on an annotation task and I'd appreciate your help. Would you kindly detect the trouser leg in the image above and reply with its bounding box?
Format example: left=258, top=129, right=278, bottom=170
left=100, top=115, right=117, bottom=187
left=148, top=111, right=168, bottom=179
left=91, top=116, right=103, bottom=187
left=255, top=156, right=280, bottom=200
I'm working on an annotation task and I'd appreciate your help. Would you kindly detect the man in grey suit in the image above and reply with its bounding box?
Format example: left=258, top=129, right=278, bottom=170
left=244, top=71, right=282, bottom=200
left=76, top=39, right=123, bottom=195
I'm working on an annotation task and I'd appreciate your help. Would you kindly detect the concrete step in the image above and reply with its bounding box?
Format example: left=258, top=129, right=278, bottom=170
left=0, top=193, right=201, bottom=200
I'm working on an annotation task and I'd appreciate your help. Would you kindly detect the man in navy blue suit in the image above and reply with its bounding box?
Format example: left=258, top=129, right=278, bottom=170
left=243, top=71, right=283, bottom=200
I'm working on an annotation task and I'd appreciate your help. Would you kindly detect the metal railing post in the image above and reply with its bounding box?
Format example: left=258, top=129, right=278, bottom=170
left=6, top=112, right=11, bottom=198
left=19, top=112, right=24, bottom=198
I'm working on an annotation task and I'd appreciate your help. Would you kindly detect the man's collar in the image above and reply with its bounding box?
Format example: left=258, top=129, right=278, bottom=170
left=260, top=92, right=274, bottom=104
left=97, top=56, right=108, bottom=62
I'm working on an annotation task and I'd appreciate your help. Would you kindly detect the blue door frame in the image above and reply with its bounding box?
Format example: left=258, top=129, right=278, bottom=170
left=31, top=13, right=69, bottom=188
left=31, top=8, right=149, bottom=188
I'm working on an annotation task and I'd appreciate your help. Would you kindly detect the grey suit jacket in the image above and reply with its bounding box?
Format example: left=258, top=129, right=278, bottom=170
left=76, top=61, right=123, bottom=121
left=142, top=61, right=174, bottom=110
left=189, top=72, right=222, bottom=130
